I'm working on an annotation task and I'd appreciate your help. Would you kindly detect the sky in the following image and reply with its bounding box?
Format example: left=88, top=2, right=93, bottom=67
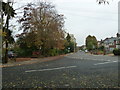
left=5, top=0, right=119, bottom=46
left=52, top=0, right=119, bottom=46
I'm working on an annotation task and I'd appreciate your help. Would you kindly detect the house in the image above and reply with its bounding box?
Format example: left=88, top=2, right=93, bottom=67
left=103, top=37, right=117, bottom=52
left=97, top=40, right=104, bottom=47
left=98, top=33, right=120, bottom=53
left=79, top=45, right=86, bottom=51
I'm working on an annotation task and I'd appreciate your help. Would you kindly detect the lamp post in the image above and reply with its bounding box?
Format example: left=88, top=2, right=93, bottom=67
left=117, top=33, right=120, bottom=49
left=73, top=38, right=76, bottom=53
left=74, top=42, right=75, bottom=52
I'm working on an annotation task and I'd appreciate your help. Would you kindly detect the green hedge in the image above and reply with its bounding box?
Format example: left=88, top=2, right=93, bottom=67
left=15, top=48, right=32, bottom=57
left=113, top=49, right=120, bottom=56
left=48, top=49, right=59, bottom=56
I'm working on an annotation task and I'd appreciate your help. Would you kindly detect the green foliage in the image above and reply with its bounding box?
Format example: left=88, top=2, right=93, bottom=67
left=113, top=49, right=120, bottom=56
left=87, top=42, right=93, bottom=51
left=97, top=0, right=109, bottom=4
left=15, top=2, right=77, bottom=58
left=66, top=33, right=71, bottom=42
left=18, top=2, right=66, bottom=57
left=16, top=35, right=39, bottom=57
left=2, top=27, right=15, bottom=44
left=48, top=49, right=59, bottom=56
left=62, top=48, right=69, bottom=54
left=17, top=49, right=31, bottom=57
left=2, top=1, right=16, bottom=63
left=14, top=47, right=34, bottom=57
left=98, top=50, right=104, bottom=54
left=69, top=42, right=74, bottom=52
left=86, top=35, right=98, bottom=51
left=64, top=33, right=76, bottom=53
left=2, top=2, right=16, bottom=17
left=98, top=46, right=104, bottom=51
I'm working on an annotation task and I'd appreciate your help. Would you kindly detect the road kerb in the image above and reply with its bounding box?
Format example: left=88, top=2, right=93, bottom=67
left=0, top=55, right=65, bottom=67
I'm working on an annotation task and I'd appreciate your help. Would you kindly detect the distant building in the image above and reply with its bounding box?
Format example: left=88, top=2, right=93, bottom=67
left=97, top=40, right=104, bottom=47
left=98, top=33, right=120, bottom=52
left=103, top=37, right=117, bottom=52
left=79, top=45, right=86, bottom=50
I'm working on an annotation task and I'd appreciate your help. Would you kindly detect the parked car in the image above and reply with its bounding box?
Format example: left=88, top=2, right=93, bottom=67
left=8, top=51, right=17, bottom=58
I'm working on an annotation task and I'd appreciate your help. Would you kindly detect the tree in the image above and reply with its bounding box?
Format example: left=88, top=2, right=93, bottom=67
left=86, top=35, right=98, bottom=51
left=18, top=1, right=65, bottom=56
left=2, top=27, right=15, bottom=46
left=97, top=0, right=110, bottom=4
left=1, top=1, right=16, bottom=63
left=16, top=32, right=38, bottom=57
left=64, top=33, right=76, bottom=53
left=66, top=33, right=71, bottom=42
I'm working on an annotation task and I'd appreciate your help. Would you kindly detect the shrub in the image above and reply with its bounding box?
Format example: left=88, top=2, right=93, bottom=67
left=113, top=49, right=120, bottom=56
left=97, top=50, right=104, bottom=54
left=15, top=48, right=32, bottom=57
left=48, top=49, right=59, bottom=56
left=98, top=46, right=104, bottom=51
left=62, top=49, right=69, bottom=54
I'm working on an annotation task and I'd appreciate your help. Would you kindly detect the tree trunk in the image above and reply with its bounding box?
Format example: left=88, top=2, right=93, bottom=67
left=3, top=15, right=9, bottom=64
left=4, top=40, right=8, bottom=63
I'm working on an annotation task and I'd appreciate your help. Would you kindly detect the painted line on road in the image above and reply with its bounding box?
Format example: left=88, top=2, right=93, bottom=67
left=25, top=66, right=77, bottom=73
left=94, top=61, right=117, bottom=65
left=66, top=56, right=115, bottom=61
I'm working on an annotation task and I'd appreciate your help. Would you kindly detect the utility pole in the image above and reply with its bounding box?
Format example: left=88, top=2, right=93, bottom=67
left=74, top=42, right=75, bottom=52
left=0, top=1, right=2, bottom=64
left=117, top=33, right=120, bottom=49
left=74, top=38, right=76, bottom=53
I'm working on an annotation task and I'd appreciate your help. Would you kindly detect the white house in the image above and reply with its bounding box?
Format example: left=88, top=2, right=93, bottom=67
left=98, top=33, right=120, bottom=52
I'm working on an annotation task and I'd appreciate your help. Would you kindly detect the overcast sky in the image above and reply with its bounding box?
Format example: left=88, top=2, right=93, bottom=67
left=7, top=0, right=119, bottom=46
left=52, top=0, right=119, bottom=46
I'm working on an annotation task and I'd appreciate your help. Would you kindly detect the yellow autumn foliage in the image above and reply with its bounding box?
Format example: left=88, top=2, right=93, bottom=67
left=0, top=30, right=6, bottom=36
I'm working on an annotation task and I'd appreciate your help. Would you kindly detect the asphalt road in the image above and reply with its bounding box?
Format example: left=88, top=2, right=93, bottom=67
left=2, top=51, right=119, bottom=88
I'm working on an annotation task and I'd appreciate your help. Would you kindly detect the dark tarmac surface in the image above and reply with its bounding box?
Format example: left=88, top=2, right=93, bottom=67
left=2, top=51, right=119, bottom=88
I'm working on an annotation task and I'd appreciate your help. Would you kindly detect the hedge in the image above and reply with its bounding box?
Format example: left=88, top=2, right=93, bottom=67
left=113, top=49, right=120, bottom=56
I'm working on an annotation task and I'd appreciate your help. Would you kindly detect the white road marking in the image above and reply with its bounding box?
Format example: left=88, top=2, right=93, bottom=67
left=25, top=66, right=77, bottom=73
left=66, top=56, right=116, bottom=61
left=112, top=61, right=118, bottom=62
left=107, top=60, right=110, bottom=61
left=94, top=61, right=118, bottom=65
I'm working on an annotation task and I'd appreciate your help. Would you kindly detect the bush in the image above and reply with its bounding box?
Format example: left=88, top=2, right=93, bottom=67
left=113, top=49, right=120, bottom=56
left=97, top=50, right=104, bottom=55
left=15, top=48, right=32, bottom=57
left=48, top=49, right=59, bottom=56
left=98, top=46, right=104, bottom=51
left=62, top=49, right=69, bottom=54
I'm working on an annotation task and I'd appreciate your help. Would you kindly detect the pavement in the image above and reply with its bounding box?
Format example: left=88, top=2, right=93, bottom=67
left=2, top=51, right=120, bottom=88
left=0, top=55, right=66, bottom=67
